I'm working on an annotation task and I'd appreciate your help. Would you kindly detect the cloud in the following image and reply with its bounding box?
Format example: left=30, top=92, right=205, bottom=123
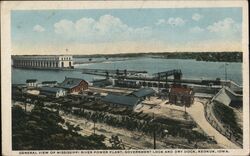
left=33, top=25, right=45, bottom=32
left=189, top=26, right=204, bottom=33
left=155, top=17, right=186, bottom=26
left=207, top=18, right=241, bottom=33
left=192, top=13, right=203, bottom=21
left=155, top=19, right=166, bottom=25
left=167, top=17, right=186, bottom=26
left=54, top=14, right=152, bottom=42
left=54, top=19, right=74, bottom=34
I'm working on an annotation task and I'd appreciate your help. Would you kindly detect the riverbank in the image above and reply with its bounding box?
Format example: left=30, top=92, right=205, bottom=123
left=73, top=52, right=242, bottom=63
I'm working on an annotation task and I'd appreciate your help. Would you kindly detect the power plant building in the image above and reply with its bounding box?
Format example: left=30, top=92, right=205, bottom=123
left=12, top=55, right=73, bottom=69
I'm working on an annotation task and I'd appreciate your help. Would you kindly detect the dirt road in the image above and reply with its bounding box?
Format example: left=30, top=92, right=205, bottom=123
left=186, top=101, right=240, bottom=149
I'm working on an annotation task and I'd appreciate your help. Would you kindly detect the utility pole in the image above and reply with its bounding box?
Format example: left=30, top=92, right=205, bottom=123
left=93, top=119, right=96, bottom=135
left=152, top=113, right=156, bottom=149
left=25, top=102, right=27, bottom=113
left=158, top=73, right=160, bottom=93
left=224, top=63, right=228, bottom=85
left=184, top=102, right=186, bottom=113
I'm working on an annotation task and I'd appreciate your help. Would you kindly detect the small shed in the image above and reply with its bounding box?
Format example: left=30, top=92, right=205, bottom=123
left=102, top=94, right=139, bottom=108
left=26, top=79, right=38, bottom=88
left=40, top=87, right=66, bottom=98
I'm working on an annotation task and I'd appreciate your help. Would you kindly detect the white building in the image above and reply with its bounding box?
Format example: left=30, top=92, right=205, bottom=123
left=26, top=79, right=38, bottom=88
left=12, top=55, right=73, bottom=69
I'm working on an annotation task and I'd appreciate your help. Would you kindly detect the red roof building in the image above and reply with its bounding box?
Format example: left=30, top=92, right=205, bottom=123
left=60, top=77, right=88, bottom=94
left=169, top=85, right=194, bottom=107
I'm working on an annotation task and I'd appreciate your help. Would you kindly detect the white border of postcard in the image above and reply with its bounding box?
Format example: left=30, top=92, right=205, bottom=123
left=1, top=1, right=249, bottom=156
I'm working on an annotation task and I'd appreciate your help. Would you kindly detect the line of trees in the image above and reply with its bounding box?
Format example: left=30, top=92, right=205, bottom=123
left=73, top=52, right=242, bottom=62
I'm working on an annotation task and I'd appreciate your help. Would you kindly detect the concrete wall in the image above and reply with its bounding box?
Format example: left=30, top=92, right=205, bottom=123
left=192, top=86, right=220, bottom=94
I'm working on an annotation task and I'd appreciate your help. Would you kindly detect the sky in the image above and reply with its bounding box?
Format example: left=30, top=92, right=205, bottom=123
left=11, top=8, right=242, bottom=55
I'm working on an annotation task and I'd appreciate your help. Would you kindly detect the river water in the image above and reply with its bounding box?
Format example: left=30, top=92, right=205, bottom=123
left=12, top=57, right=242, bottom=85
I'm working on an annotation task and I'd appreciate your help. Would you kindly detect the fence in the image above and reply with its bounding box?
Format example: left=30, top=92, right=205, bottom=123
left=203, top=101, right=242, bottom=147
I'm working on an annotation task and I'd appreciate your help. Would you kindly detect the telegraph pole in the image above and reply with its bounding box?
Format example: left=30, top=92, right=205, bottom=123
left=158, top=73, right=160, bottom=93
left=184, top=103, right=186, bottom=113
left=224, top=63, right=228, bottom=84
left=94, top=121, right=95, bottom=135
left=152, top=113, right=156, bottom=149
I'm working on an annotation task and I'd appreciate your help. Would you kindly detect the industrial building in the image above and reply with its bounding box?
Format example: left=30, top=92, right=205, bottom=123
left=129, top=87, right=156, bottom=100
left=114, top=79, right=140, bottom=88
left=39, top=87, right=66, bottom=98
left=59, top=77, right=88, bottom=94
left=212, top=87, right=242, bottom=108
left=12, top=55, right=74, bottom=69
left=92, top=79, right=112, bottom=87
left=169, top=85, right=194, bottom=107
left=102, top=94, right=139, bottom=108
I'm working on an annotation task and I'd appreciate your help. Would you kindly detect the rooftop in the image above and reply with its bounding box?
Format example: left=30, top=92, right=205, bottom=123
left=130, top=87, right=155, bottom=98
left=42, top=81, right=57, bottom=84
left=60, top=77, right=87, bottom=89
left=40, top=87, right=65, bottom=93
left=213, top=87, right=242, bottom=106
left=26, top=79, right=37, bottom=83
left=102, top=94, right=139, bottom=107
left=170, top=86, right=193, bottom=95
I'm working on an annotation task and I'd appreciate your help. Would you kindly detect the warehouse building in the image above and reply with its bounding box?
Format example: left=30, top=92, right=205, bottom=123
left=39, top=87, right=66, bottom=98
left=129, top=87, right=156, bottom=100
left=59, top=77, right=88, bottom=94
left=102, top=94, right=139, bottom=108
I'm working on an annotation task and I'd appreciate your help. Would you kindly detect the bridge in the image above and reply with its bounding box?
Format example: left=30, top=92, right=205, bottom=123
left=81, top=68, right=147, bottom=79
left=80, top=68, right=225, bottom=87
left=152, top=69, right=182, bottom=84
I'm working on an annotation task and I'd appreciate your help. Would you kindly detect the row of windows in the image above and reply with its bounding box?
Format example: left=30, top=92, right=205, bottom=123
left=61, top=57, right=72, bottom=61
left=14, top=61, right=59, bottom=67
left=13, top=56, right=73, bottom=61
left=14, top=60, right=72, bottom=67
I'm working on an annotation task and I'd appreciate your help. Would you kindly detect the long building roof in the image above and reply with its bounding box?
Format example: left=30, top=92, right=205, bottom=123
left=42, top=81, right=57, bottom=84
left=40, top=87, right=65, bottom=93
left=26, top=79, right=37, bottom=83
left=130, top=87, right=155, bottom=98
left=102, top=94, right=139, bottom=107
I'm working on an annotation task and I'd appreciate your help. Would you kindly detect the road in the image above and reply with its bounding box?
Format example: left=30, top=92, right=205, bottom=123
left=186, top=101, right=240, bottom=149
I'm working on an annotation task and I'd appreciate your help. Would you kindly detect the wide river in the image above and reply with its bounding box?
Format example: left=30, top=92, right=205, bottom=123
left=12, top=57, right=242, bottom=85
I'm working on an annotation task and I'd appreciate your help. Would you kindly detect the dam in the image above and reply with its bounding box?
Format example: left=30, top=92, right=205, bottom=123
left=12, top=55, right=74, bottom=69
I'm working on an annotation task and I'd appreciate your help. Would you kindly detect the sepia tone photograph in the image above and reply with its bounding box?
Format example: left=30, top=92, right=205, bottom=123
left=1, top=1, right=249, bottom=156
